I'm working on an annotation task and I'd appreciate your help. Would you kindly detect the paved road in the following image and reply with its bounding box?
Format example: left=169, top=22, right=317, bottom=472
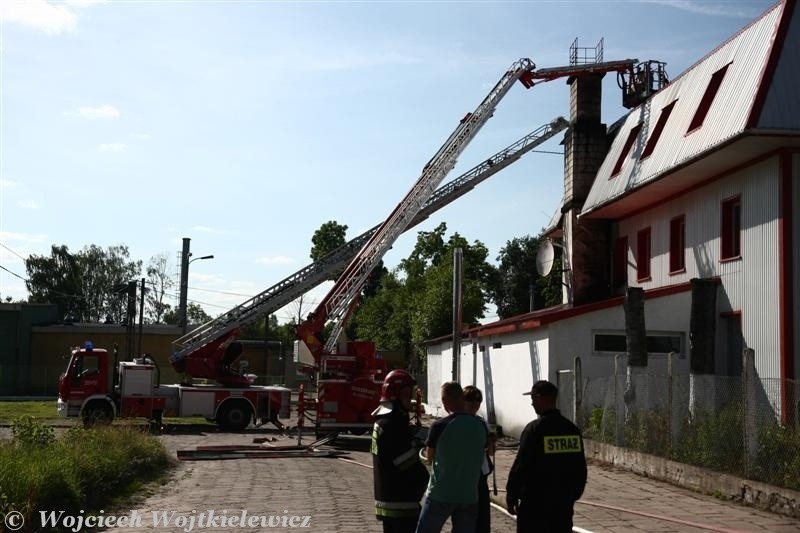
left=6, top=421, right=799, bottom=532
left=91, top=423, right=799, bottom=533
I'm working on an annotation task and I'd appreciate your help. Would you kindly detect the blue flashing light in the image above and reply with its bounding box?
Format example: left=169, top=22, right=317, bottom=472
left=84, top=341, right=94, bottom=351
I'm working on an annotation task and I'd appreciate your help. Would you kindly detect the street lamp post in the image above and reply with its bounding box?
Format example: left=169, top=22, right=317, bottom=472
left=178, top=237, right=214, bottom=334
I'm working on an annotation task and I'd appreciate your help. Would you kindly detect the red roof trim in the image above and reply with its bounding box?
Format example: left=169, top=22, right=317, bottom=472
left=616, top=146, right=781, bottom=222
left=747, top=0, right=796, bottom=128
left=465, top=280, right=710, bottom=340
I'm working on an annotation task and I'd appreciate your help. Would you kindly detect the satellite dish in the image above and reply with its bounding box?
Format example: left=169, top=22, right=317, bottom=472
left=535, top=239, right=555, bottom=276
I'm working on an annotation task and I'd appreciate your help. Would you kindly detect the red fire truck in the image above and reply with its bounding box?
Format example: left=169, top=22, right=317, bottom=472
left=57, top=340, right=290, bottom=430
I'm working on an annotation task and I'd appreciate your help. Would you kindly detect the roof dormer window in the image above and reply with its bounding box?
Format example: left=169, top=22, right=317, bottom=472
left=687, top=63, right=731, bottom=134
left=641, top=100, right=677, bottom=159
left=610, top=123, right=642, bottom=178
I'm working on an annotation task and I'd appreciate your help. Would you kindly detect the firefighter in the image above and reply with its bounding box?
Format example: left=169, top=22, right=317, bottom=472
left=371, top=370, right=429, bottom=533
left=506, top=380, right=587, bottom=533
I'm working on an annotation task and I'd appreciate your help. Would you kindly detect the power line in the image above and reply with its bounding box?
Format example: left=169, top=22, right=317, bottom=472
left=187, top=286, right=255, bottom=298
left=0, top=264, right=27, bottom=281
left=0, top=241, right=26, bottom=261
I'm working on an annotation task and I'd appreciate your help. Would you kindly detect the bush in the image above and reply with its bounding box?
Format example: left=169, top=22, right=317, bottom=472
left=0, top=420, right=171, bottom=531
left=11, top=416, right=56, bottom=448
left=624, top=409, right=670, bottom=456
left=672, top=403, right=745, bottom=475
left=583, top=406, right=616, bottom=443
left=751, top=423, right=800, bottom=491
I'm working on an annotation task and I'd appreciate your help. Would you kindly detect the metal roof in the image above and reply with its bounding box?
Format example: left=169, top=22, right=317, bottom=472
left=581, top=1, right=786, bottom=219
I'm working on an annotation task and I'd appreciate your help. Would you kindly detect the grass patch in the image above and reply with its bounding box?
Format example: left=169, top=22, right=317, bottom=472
left=0, top=400, right=215, bottom=426
left=0, top=401, right=57, bottom=422
left=0, top=417, right=173, bottom=531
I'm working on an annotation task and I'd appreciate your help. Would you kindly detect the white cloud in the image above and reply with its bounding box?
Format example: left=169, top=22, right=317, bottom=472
left=17, top=200, right=39, bottom=209
left=0, top=0, right=77, bottom=34
left=65, top=0, right=107, bottom=7
left=0, top=230, right=48, bottom=246
left=255, top=255, right=295, bottom=266
left=0, top=179, right=18, bottom=189
left=65, top=104, right=120, bottom=120
left=99, top=142, right=126, bottom=152
left=130, top=133, right=151, bottom=140
left=645, top=0, right=759, bottom=18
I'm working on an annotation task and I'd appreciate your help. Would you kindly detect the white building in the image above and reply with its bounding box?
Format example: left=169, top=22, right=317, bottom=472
left=427, top=0, right=799, bottom=437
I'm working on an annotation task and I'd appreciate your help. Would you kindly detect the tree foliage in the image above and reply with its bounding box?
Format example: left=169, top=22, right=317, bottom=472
left=163, top=302, right=212, bottom=326
left=310, top=221, right=348, bottom=263
left=348, top=222, right=496, bottom=368
left=25, top=244, right=141, bottom=322
left=145, top=252, right=173, bottom=324
left=491, top=234, right=563, bottom=319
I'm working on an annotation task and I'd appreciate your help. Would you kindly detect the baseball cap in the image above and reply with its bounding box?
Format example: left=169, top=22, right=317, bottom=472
left=523, top=380, right=558, bottom=397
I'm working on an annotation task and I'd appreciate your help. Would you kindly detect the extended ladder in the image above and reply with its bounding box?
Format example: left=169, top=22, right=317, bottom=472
left=171, top=115, right=567, bottom=364
left=302, top=58, right=537, bottom=355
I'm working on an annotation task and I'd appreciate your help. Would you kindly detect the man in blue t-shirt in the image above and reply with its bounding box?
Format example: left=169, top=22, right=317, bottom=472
left=415, top=382, right=487, bottom=533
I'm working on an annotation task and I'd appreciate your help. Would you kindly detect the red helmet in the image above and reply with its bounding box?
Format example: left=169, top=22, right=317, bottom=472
left=380, top=369, right=416, bottom=402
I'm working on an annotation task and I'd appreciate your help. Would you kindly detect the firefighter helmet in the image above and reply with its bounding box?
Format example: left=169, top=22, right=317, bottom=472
left=380, top=369, right=416, bottom=402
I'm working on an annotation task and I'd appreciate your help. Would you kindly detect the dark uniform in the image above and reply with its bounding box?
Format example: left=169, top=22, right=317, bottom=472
left=372, top=408, right=429, bottom=533
left=506, top=408, right=587, bottom=533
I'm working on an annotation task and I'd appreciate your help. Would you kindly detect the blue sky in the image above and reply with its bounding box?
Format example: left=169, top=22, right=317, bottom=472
left=0, top=0, right=775, bottom=322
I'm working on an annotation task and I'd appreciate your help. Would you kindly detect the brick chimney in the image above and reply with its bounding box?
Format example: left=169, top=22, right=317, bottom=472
left=562, top=74, right=612, bottom=305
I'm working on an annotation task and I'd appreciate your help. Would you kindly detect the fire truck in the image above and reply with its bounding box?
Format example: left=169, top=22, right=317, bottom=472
left=57, top=342, right=290, bottom=430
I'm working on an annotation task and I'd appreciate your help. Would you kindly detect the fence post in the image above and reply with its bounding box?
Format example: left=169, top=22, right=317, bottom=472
left=614, top=354, right=625, bottom=446
left=573, top=356, right=582, bottom=429
left=667, top=351, right=675, bottom=455
left=742, top=348, right=757, bottom=477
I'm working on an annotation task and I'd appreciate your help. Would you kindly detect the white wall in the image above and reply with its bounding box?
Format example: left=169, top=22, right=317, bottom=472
left=427, top=329, right=550, bottom=437
left=424, top=290, right=693, bottom=438
left=617, top=157, right=782, bottom=380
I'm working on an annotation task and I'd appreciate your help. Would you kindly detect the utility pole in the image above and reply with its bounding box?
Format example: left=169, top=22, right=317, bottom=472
left=452, top=247, right=463, bottom=381
left=137, top=278, right=146, bottom=357
left=179, top=237, right=191, bottom=334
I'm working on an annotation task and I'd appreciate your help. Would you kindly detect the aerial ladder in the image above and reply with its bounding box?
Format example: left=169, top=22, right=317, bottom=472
left=169, top=115, right=568, bottom=385
left=169, top=58, right=540, bottom=386
left=293, top=58, right=538, bottom=433
left=170, top=51, right=665, bottom=409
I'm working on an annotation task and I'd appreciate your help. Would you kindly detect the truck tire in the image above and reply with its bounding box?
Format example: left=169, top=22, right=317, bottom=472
left=82, top=401, right=114, bottom=428
left=216, top=401, right=252, bottom=431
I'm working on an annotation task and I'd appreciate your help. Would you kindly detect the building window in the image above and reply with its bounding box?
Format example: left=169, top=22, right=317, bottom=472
left=669, top=215, right=686, bottom=273
left=641, top=100, right=677, bottom=159
left=611, top=123, right=643, bottom=177
left=687, top=63, right=730, bottom=133
left=636, top=227, right=651, bottom=281
left=721, top=196, right=741, bottom=260
left=593, top=331, right=684, bottom=356
left=613, top=236, right=628, bottom=288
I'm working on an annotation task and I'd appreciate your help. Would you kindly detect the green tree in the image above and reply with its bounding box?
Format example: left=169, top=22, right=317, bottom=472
left=310, top=221, right=348, bottom=263
left=349, top=222, right=496, bottom=367
left=163, top=302, right=212, bottom=326
left=25, top=244, right=141, bottom=322
left=145, top=253, right=174, bottom=324
left=491, top=235, right=562, bottom=319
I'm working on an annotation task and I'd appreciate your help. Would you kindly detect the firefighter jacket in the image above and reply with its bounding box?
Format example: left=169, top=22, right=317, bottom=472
left=506, top=408, right=587, bottom=506
left=371, top=408, right=429, bottom=519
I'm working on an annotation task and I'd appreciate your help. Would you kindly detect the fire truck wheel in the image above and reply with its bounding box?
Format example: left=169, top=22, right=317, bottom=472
left=216, top=401, right=252, bottom=431
left=82, top=402, right=114, bottom=428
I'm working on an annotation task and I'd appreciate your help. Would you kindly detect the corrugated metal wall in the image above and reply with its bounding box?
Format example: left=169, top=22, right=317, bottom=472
left=758, top=2, right=800, bottom=131
left=618, top=157, right=782, bottom=379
